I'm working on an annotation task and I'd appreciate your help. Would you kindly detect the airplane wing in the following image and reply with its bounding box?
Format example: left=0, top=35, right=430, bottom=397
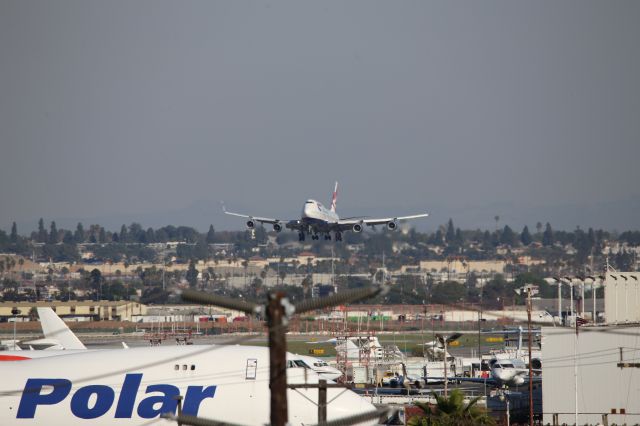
left=223, top=205, right=301, bottom=230
left=336, top=213, right=429, bottom=230
left=428, top=376, right=498, bottom=385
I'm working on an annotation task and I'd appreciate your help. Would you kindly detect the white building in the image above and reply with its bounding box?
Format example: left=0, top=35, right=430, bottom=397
left=542, top=325, right=640, bottom=425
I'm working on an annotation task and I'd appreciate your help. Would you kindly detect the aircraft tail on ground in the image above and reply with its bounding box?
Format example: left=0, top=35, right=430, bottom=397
left=37, top=307, right=87, bottom=350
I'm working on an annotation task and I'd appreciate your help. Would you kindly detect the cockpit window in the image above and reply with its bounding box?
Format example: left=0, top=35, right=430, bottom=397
left=500, top=363, right=514, bottom=368
left=294, top=360, right=310, bottom=368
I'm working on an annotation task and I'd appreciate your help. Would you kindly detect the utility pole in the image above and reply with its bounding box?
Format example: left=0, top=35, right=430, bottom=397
left=178, top=286, right=385, bottom=426
left=527, top=287, right=533, bottom=426
left=267, top=292, right=288, bottom=426
left=318, top=379, right=327, bottom=424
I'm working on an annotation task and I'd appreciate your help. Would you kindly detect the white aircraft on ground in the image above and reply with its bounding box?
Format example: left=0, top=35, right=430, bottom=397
left=0, top=345, right=377, bottom=425
left=224, top=182, right=428, bottom=241
left=433, top=358, right=541, bottom=388
left=1, top=309, right=342, bottom=381
left=0, top=308, right=87, bottom=352
left=287, top=354, right=343, bottom=381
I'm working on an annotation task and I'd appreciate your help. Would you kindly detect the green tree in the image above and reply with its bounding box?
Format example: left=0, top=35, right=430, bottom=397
left=119, top=224, right=128, bottom=243
left=38, top=218, right=47, bottom=243
left=542, top=222, right=554, bottom=246
left=206, top=225, right=216, bottom=244
left=520, top=225, right=532, bottom=246
left=431, top=281, right=467, bottom=305
left=445, top=219, right=455, bottom=243
left=99, top=227, right=107, bottom=243
left=90, top=268, right=103, bottom=300
left=408, top=389, right=495, bottom=426
left=10, top=222, right=18, bottom=243
left=74, top=222, right=85, bottom=243
left=186, top=259, right=199, bottom=288
left=500, top=225, right=517, bottom=246
left=49, top=221, right=58, bottom=244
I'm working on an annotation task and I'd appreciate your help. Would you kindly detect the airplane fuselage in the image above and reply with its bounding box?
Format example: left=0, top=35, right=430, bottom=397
left=0, top=345, right=375, bottom=425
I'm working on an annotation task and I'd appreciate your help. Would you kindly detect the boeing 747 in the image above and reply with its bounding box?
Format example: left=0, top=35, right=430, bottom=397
left=224, top=182, right=428, bottom=241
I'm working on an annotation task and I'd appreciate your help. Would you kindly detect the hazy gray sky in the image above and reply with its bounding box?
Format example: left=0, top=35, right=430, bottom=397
left=1, top=1, right=639, bottom=233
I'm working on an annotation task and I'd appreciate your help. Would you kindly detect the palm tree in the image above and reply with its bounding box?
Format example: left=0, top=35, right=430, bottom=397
left=407, top=389, right=495, bottom=426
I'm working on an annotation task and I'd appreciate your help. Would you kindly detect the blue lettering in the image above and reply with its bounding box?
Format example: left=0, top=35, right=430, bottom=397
left=17, top=375, right=218, bottom=420
left=17, top=378, right=71, bottom=418
left=183, top=386, right=217, bottom=415
left=115, top=373, right=142, bottom=418
left=137, top=384, right=180, bottom=419
left=71, top=385, right=115, bottom=419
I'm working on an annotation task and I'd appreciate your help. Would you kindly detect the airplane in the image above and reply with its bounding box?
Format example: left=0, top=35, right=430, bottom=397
left=224, top=182, right=428, bottom=241
left=430, top=357, right=541, bottom=388
left=0, top=345, right=378, bottom=425
left=0, top=308, right=87, bottom=352
left=0, top=307, right=343, bottom=380
left=1, top=310, right=342, bottom=382
left=287, top=354, right=343, bottom=381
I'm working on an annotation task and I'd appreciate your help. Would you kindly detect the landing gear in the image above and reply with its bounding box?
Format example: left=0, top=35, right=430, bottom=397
left=324, top=234, right=331, bottom=241
left=335, top=232, right=343, bottom=242
left=298, top=232, right=305, bottom=242
left=311, top=233, right=319, bottom=240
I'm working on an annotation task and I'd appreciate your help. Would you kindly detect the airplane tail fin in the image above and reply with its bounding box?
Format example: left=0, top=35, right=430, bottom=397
left=330, top=181, right=338, bottom=213
left=38, top=307, right=87, bottom=350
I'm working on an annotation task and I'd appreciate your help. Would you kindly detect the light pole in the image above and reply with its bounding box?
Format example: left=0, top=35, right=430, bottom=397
left=553, top=277, right=562, bottom=325
left=564, top=277, right=574, bottom=325
left=620, top=274, right=628, bottom=322
left=586, top=276, right=596, bottom=322
left=11, top=307, right=20, bottom=350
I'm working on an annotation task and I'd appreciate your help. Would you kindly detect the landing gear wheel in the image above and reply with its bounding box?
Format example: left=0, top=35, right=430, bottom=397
left=324, top=234, right=331, bottom=241
left=298, top=232, right=305, bottom=242
left=335, top=232, right=342, bottom=242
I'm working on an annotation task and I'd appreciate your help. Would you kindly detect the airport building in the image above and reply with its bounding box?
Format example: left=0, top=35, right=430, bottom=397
left=604, top=272, right=640, bottom=323
left=542, top=325, right=640, bottom=425
left=0, top=301, right=147, bottom=322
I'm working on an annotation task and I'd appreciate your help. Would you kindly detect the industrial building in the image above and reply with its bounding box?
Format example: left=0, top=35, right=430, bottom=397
left=0, top=301, right=147, bottom=322
left=542, top=325, right=640, bottom=425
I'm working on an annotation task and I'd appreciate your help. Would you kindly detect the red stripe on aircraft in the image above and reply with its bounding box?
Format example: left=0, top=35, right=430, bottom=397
left=0, top=355, right=31, bottom=361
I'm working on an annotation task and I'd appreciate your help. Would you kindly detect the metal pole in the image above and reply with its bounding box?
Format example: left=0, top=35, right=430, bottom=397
left=592, top=279, right=597, bottom=323
left=580, top=278, right=585, bottom=318
left=443, top=338, right=448, bottom=397
left=478, top=285, right=483, bottom=366
left=527, top=288, right=533, bottom=426
left=556, top=279, right=562, bottom=325
left=318, top=379, right=327, bottom=425
left=569, top=281, right=574, bottom=325
left=11, top=308, right=19, bottom=350
left=267, top=293, right=288, bottom=426
left=574, top=320, right=579, bottom=426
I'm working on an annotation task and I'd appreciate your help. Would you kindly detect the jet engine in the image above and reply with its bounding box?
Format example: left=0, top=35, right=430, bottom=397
left=273, top=223, right=282, bottom=232
left=352, top=223, right=363, bottom=233
left=386, top=220, right=398, bottom=231
left=246, top=220, right=255, bottom=229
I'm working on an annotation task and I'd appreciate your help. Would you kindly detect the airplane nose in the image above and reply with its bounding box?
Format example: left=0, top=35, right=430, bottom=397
left=326, top=388, right=379, bottom=425
left=303, top=204, right=313, bottom=217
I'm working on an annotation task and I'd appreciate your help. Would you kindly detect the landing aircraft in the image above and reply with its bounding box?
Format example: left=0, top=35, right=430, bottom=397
left=224, top=182, right=428, bottom=241
left=0, top=345, right=376, bottom=425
